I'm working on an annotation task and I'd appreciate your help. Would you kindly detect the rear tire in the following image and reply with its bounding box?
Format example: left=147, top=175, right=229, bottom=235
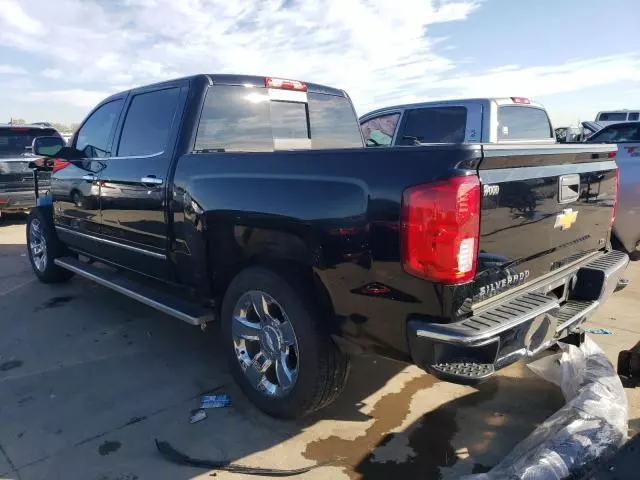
left=26, top=208, right=74, bottom=284
left=221, top=266, right=349, bottom=418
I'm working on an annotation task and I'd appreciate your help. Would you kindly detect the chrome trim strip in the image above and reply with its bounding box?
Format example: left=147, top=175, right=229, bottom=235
left=55, top=226, right=166, bottom=260
left=416, top=299, right=558, bottom=345
left=53, top=258, right=205, bottom=326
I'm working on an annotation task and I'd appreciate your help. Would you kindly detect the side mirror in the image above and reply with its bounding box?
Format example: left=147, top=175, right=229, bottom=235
left=32, top=136, right=65, bottom=157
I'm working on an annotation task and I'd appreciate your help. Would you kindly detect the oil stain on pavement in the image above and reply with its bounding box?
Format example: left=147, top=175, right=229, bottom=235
left=98, top=440, right=122, bottom=456
left=34, top=295, right=75, bottom=312
left=0, top=359, right=23, bottom=371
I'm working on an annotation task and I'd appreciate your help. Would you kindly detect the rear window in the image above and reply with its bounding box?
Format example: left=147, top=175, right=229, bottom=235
left=398, top=107, right=467, bottom=144
left=194, top=85, right=363, bottom=152
left=597, top=112, right=628, bottom=122
left=0, top=127, right=59, bottom=156
left=497, top=106, right=552, bottom=140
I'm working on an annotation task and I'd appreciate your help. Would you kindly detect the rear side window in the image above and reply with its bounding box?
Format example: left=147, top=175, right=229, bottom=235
left=361, top=113, right=400, bottom=146
left=76, top=99, right=123, bottom=157
left=194, top=85, right=363, bottom=152
left=397, top=107, right=467, bottom=144
left=597, top=112, right=628, bottom=122
left=498, top=106, right=552, bottom=140
left=629, top=113, right=639, bottom=121
left=117, top=87, right=180, bottom=157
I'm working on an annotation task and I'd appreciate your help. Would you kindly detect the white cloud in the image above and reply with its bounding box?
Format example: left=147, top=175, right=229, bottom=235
left=27, top=89, right=113, bottom=109
left=0, top=64, right=27, bottom=75
left=0, top=0, right=639, bottom=123
left=41, top=68, right=63, bottom=79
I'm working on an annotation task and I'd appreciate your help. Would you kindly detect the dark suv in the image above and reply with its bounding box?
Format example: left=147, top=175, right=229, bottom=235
left=0, top=125, right=58, bottom=217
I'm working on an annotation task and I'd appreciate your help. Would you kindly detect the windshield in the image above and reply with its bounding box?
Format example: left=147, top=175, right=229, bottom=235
left=0, top=127, right=59, bottom=157
left=587, top=123, right=640, bottom=143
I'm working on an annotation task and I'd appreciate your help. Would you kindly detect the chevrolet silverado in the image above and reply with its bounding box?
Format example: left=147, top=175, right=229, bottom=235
left=26, top=74, right=627, bottom=418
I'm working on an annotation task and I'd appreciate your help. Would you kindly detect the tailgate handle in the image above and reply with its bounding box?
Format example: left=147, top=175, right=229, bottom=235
left=559, top=174, right=580, bottom=203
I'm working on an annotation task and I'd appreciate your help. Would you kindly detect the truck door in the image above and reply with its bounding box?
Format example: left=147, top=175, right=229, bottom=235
left=98, top=84, right=187, bottom=279
left=52, top=97, right=124, bottom=257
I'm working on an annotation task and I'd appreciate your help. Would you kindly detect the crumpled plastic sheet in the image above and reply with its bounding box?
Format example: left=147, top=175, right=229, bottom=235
left=464, top=336, right=628, bottom=480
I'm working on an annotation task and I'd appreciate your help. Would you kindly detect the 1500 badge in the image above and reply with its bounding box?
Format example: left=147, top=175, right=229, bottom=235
left=477, top=270, right=530, bottom=300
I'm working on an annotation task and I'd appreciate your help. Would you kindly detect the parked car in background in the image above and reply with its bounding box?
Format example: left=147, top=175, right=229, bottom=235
left=360, top=97, right=555, bottom=146
left=0, top=124, right=58, bottom=218
left=556, top=122, right=603, bottom=143
left=27, top=75, right=626, bottom=419
left=595, top=110, right=640, bottom=127
left=586, top=121, right=640, bottom=258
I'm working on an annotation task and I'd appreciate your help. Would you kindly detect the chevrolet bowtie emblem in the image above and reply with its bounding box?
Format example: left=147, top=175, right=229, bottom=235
left=554, top=208, right=578, bottom=230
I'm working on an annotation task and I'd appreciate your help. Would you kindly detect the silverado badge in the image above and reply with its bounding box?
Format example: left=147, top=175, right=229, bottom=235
left=554, top=208, right=578, bottom=230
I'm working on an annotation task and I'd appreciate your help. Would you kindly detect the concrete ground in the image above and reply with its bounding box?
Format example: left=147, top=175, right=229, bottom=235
left=1, top=215, right=638, bottom=480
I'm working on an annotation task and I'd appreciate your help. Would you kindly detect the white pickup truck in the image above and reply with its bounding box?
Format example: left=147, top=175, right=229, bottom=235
left=360, top=97, right=555, bottom=146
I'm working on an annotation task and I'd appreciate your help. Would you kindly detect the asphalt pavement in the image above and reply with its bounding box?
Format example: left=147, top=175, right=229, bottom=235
left=1, top=215, right=638, bottom=480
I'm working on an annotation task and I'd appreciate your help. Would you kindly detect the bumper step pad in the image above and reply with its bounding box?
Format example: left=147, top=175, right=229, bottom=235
left=431, top=360, right=495, bottom=382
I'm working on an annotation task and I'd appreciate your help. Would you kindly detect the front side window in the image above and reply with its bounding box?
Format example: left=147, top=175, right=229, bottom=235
left=497, top=106, right=552, bottom=140
left=117, top=88, right=180, bottom=157
left=76, top=99, right=123, bottom=158
left=398, top=107, right=467, bottom=144
left=361, top=113, right=400, bottom=146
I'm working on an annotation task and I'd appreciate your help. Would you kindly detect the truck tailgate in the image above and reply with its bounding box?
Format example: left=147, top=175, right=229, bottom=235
left=473, top=144, right=617, bottom=303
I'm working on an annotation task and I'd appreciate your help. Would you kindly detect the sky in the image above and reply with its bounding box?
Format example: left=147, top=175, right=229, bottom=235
left=0, top=0, right=639, bottom=127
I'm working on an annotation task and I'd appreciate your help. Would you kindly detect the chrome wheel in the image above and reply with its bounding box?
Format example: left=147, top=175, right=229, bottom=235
left=29, top=218, right=47, bottom=272
left=232, top=290, right=299, bottom=398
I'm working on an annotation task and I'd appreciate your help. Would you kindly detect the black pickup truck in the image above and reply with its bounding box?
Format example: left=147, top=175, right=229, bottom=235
left=27, top=74, right=628, bottom=418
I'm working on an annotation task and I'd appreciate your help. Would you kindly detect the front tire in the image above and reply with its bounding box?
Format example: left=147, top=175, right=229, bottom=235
left=26, top=208, right=74, bottom=284
left=221, top=266, right=349, bottom=418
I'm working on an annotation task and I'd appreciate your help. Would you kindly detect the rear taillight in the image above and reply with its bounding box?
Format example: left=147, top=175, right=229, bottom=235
left=612, top=167, right=619, bottom=227
left=401, top=176, right=481, bottom=284
left=52, top=159, right=70, bottom=173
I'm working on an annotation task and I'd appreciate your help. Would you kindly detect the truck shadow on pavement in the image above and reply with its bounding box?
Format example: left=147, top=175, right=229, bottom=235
left=0, top=241, right=566, bottom=480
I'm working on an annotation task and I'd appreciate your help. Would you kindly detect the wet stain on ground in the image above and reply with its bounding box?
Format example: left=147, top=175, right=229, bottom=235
left=98, top=440, right=121, bottom=456
left=302, top=374, right=438, bottom=479
left=0, top=359, right=23, bottom=371
left=35, top=295, right=75, bottom=312
left=303, top=372, right=565, bottom=480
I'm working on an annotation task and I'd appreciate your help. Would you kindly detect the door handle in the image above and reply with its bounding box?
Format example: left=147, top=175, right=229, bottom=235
left=82, top=174, right=96, bottom=181
left=141, top=176, right=163, bottom=186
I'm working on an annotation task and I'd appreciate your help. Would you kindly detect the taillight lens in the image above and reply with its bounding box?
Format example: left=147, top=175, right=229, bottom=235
left=611, top=167, right=619, bottom=227
left=401, top=176, right=481, bottom=284
left=52, top=159, right=70, bottom=173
